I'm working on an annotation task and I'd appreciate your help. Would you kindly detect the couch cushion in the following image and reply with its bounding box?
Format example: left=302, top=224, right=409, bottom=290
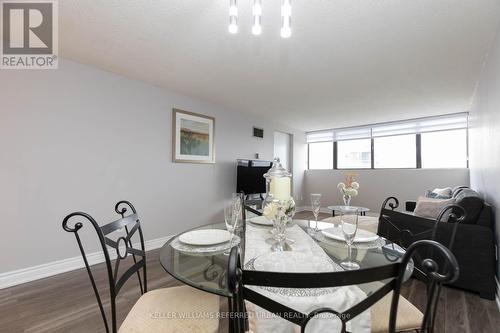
left=414, top=196, right=456, bottom=221
left=453, top=189, right=484, bottom=224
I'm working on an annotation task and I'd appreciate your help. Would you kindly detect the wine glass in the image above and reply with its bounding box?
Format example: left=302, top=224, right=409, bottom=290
left=224, top=200, right=238, bottom=255
left=340, top=207, right=360, bottom=270
left=232, top=192, right=243, bottom=215
left=232, top=192, right=243, bottom=231
left=309, top=193, right=322, bottom=235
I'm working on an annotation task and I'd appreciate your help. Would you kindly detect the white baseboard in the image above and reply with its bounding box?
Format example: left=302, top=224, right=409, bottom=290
left=0, top=235, right=173, bottom=290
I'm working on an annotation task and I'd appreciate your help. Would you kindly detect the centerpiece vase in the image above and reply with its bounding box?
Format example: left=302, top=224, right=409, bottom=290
left=343, top=194, right=352, bottom=207
left=263, top=157, right=292, bottom=239
left=271, top=214, right=288, bottom=252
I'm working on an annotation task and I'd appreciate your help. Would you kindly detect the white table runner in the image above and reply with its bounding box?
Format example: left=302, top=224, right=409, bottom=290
left=244, top=223, right=371, bottom=333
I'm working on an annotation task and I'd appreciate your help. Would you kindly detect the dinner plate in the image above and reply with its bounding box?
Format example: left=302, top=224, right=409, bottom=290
left=178, top=229, right=231, bottom=246
left=171, top=235, right=241, bottom=255
left=249, top=216, right=273, bottom=226
left=321, top=227, right=379, bottom=243
left=253, top=251, right=335, bottom=273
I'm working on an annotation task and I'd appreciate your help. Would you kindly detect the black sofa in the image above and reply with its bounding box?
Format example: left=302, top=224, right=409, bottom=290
left=377, top=187, right=497, bottom=300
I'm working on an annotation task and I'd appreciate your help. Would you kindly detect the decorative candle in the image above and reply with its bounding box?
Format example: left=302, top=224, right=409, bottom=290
left=264, top=157, right=292, bottom=201
left=270, top=177, right=291, bottom=200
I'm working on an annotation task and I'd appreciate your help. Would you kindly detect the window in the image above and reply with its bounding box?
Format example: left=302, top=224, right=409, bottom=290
left=337, top=139, right=371, bottom=169
left=306, top=113, right=469, bottom=170
left=374, top=134, right=416, bottom=168
left=308, top=141, right=333, bottom=169
left=421, top=129, right=467, bottom=168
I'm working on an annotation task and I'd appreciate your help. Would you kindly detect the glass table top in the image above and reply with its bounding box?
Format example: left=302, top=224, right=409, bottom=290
left=327, top=205, right=371, bottom=212
left=159, top=219, right=408, bottom=297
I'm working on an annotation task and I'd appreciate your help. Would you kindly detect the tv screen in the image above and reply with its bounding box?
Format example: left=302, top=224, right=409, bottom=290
left=236, top=159, right=271, bottom=195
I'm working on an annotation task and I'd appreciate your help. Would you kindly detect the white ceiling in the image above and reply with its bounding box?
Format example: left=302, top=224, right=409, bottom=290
left=60, top=0, right=500, bottom=131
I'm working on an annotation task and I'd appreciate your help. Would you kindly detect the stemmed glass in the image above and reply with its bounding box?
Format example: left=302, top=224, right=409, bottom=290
left=224, top=199, right=239, bottom=255
left=340, top=207, right=360, bottom=270
left=271, top=199, right=287, bottom=252
left=309, top=193, right=322, bottom=235
left=232, top=193, right=243, bottom=226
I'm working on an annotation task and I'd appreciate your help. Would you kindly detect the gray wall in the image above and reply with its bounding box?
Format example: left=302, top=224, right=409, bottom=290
left=470, top=18, right=500, bottom=276
left=304, top=169, right=470, bottom=212
left=0, top=59, right=306, bottom=273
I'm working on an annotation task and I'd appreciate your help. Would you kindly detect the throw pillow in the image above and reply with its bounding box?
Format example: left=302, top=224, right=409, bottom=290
left=432, top=187, right=453, bottom=197
left=425, top=190, right=452, bottom=200
left=414, top=196, right=455, bottom=221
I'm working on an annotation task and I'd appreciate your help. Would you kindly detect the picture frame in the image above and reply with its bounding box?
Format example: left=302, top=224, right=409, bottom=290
left=172, top=108, right=215, bottom=164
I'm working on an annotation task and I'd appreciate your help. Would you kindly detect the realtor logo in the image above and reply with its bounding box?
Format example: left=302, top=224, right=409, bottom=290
left=1, top=0, right=58, bottom=69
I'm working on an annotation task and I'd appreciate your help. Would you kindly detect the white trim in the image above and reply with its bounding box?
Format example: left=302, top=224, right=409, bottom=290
left=0, top=235, right=173, bottom=289
left=495, top=277, right=500, bottom=312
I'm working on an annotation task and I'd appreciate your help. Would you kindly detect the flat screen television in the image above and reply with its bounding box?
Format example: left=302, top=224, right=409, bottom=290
left=236, top=159, right=272, bottom=195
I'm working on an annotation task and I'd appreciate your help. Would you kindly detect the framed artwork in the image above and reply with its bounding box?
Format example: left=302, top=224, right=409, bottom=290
left=172, top=108, right=215, bottom=164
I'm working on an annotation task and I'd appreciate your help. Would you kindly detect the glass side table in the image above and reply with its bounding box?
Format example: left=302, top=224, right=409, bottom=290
left=327, top=205, right=370, bottom=217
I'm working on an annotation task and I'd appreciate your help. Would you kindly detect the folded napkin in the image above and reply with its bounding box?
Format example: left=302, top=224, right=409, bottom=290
left=244, top=224, right=371, bottom=333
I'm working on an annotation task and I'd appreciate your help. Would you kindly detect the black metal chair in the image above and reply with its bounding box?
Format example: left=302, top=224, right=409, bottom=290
left=62, top=200, right=220, bottom=333
left=377, top=197, right=466, bottom=331
left=227, top=239, right=459, bottom=333
left=378, top=197, right=466, bottom=251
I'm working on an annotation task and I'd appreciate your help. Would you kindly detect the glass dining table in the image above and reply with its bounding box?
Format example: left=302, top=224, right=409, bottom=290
left=159, top=219, right=411, bottom=299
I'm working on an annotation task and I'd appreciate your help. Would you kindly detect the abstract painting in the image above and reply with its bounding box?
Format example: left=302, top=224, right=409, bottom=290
left=172, top=109, right=215, bottom=163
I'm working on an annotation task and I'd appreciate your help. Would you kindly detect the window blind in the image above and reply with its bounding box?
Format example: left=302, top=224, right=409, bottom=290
left=333, top=127, right=372, bottom=141
left=371, top=113, right=468, bottom=137
left=306, top=130, right=334, bottom=143
left=306, top=113, right=468, bottom=143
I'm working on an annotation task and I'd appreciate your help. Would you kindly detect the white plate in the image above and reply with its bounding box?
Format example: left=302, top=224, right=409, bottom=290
left=321, top=227, right=379, bottom=243
left=253, top=252, right=335, bottom=273
left=171, top=235, right=241, bottom=255
left=178, top=229, right=231, bottom=246
left=249, top=216, right=273, bottom=226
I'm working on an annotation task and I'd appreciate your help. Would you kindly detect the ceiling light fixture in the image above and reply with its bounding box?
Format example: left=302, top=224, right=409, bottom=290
left=252, top=0, right=263, bottom=35
left=228, top=0, right=238, bottom=34
left=280, top=0, right=292, bottom=38
left=228, top=0, right=292, bottom=38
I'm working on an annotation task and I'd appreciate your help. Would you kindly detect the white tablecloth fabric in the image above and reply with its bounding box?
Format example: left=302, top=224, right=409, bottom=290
left=244, top=223, right=371, bottom=333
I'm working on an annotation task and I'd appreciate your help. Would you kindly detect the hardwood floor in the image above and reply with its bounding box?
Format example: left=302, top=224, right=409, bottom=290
left=1, top=212, right=498, bottom=332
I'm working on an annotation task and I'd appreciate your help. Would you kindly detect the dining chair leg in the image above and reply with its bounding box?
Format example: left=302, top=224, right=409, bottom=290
left=228, top=297, right=234, bottom=333
left=230, top=291, right=245, bottom=333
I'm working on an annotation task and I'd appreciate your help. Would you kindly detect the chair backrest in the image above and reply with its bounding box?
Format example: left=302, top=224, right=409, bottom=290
left=378, top=197, right=465, bottom=331
left=241, top=191, right=264, bottom=218
left=62, top=200, right=147, bottom=333
left=228, top=239, right=459, bottom=333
